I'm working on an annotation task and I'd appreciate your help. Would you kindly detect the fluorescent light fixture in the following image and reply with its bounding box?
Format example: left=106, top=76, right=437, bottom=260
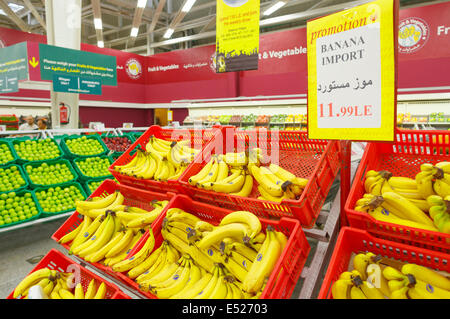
left=181, top=0, right=197, bottom=12
left=163, top=28, right=174, bottom=39
left=130, top=27, right=139, bottom=37
left=97, top=40, right=104, bottom=48
left=263, top=1, right=286, bottom=16
left=137, top=0, right=147, bottom=8
left=94, top=18, right=103, bottom=30
left=0, top=3, right=24, bottom=16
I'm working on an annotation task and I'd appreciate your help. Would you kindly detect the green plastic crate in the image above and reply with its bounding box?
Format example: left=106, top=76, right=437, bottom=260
left=0, top=189, right=41, bottom=228
left=60, top=134, right=109, bottom=159
left=0, top=139, right=18, bottom=167
left=32, top=182, right=87, bottom=217
left=82, top=176, right=114, bottom=196
left=0, top=163, right=30, bottom=195
left=72, top=155, right=114, bottom=182
left=100, top=133, right=135, bottom=158
left=12, top=137, right=64, bottom=164
left=23, top=158, right=79, bottom=189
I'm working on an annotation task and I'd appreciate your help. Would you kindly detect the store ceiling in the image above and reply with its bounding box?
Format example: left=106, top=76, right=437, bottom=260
left=0, top=0, right=445, bottom=55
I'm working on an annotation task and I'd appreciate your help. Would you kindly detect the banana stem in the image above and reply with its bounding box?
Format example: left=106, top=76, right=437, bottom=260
left=364, top=196, right=384, bottom=210
left=379, top=170, right=393, bottom=180
left=445, top=200, right=450, bottom=213
left=433, top=167, right=444, bottom=180
left=406, top=274, right=417, bottom=288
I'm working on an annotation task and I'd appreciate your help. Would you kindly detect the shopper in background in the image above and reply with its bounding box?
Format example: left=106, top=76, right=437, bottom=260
left=37, top=117, right=48, bottom=130
left=19, top=115, right=38, bottom=131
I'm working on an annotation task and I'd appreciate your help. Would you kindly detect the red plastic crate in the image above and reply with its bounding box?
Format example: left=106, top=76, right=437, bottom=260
left=51, top=179, right=175, bottom=285
left=178, top=126, right=341, bottom=228
left=345, top=129, right=450, bottom=252
left=7, top=249, right=129, bottom=299
left=109, top=194, right=311, bottom=299
left=109, top=125, right=222, bottom=194
left=318, top=227, right=450, bottom=299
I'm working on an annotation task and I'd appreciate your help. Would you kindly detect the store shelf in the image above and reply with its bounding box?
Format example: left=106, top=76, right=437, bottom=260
left=292, top=157, right=360, bottom=299
left=0, top=211, right=74, bottom=235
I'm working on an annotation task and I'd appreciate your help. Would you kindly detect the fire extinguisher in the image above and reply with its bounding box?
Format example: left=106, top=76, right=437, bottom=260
left=59, top=102, right=70, bottom=124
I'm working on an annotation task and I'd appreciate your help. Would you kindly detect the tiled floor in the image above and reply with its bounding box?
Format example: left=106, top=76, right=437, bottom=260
left=0, top=220, right=66, bottom=299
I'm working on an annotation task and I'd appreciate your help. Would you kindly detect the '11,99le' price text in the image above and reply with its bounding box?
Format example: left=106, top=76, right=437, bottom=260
left=319, top=102, right=372, bottom=118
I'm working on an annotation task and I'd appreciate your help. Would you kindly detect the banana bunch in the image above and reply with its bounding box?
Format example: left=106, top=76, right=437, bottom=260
left=61, top=191, right=168, bottom=266
left=112, top=209, right=287, bottom=299
left=13, top=268, right=108, bottom=299
left=188, top=149, right=308, bottom=202
left=364, top=170, right=430, bottom=211
left=114, top=136, right=199, bottom=182
left=332, top=251, right=450, bottom=299
left=383, top=264, right=450, bottom=299
left=355, top=193, right=438, bottom=232
left=416, top=162, right=450, bottom=199
left=427, top=195, right=450, bottom=234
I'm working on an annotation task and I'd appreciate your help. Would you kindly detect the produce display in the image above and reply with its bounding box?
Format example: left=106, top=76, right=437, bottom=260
left=102, top=136, right=133, bottom=153
left=219, top=115, right=232, bottom=125
left=331, top=251, right=450, bottom=299
left=107, top=209, right=286, bottom=299
left=0, top=165, right=27, bottom=193
left=25, top=161, right=75, bottom=187
left=256, top=115, right=270, bottom=124
left=0, top=191, right=39, bottom=226
left=35, top=185, right=86, bottom=214
left=58, top=191, right=168, bottom=266
left=14, top=138, right=61, bottom=162
left=113, top=136, right=200, bottom=182
left=12, top=268, right=109, bottom=299
left=75, top=156, right=111, bottom=178
left=241, top=114, right=257, bottom=123
left=85, top=179, right=108, bottom=195
left=188, top=149, right=308, bottom=202
left=270, top=114, right=287, bottom=123
left=0, top=142, right=15, bottom=165
left=355, top=162, right=450, bottom=234
left=65, top=136, right=106, bottom=156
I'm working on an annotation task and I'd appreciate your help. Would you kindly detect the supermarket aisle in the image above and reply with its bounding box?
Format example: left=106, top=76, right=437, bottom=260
left=0, top=220, right=63, bottom=298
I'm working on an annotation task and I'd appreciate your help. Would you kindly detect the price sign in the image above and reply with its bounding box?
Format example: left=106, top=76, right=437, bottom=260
left=307, top=0, right=398, bottom=141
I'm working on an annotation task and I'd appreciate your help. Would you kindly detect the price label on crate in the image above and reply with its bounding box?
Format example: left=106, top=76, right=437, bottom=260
left=307, top=0, right=398, bottom=141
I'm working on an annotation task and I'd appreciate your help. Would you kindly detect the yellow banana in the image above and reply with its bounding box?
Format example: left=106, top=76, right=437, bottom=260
left=189, top=159, right=214, bottom=186
left=219, top=211, right=261, bottom=238
left=84, top=279, right=97, bottom=299
left=382, top=192, right=436, bottom=227
left=112, top=229, right=155, bottom=273
left=74, top=282, right=85, bottom=299
left=242, top=226, right=281, bottom=293
left=401, top=263, right=450, bottom=291
left=13, top=268, right=53, bottom=298
left=93, top=282, right=107, bottom=299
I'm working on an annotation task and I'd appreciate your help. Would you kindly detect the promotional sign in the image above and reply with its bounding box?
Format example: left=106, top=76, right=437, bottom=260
left=0, top=42, right=28, bottom=82
left=39, top=43, right=117, bottom=86
left=53, top=74, right=102, bottom=95
left=0, top=72, right=19, bottom=93
left=215, top=0, right=260, bottom=72
left=307, top=0, right=398, bottom=142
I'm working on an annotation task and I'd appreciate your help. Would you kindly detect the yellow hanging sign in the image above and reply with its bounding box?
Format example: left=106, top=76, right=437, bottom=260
left=215, top=0, right=260, bottom=73
left=307, top=0, right=398, bottom=141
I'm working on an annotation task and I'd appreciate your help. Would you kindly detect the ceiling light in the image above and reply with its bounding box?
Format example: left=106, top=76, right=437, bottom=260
left=181, top=0, right=197, bottom=12
left=130, top=27, right=139, bottom=37
left=163, top=28, right=174, bottom=39
left=137, top=0, right=147, bottom=8
left=94, top=18, right=102, bottom=30
left=97, top=41, right=104, bottom=48
left=263, top=1, right=286, bottom=16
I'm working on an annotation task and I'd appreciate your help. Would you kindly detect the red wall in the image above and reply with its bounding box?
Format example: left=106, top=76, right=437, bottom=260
left=79, top=107, right=154, bottom=128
